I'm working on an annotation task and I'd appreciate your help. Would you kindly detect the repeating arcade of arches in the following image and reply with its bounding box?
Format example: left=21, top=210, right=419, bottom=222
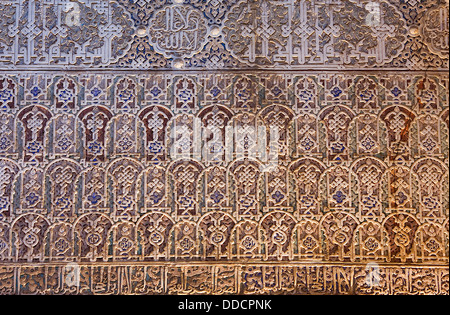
left=0, top=76, right=449, bottom=265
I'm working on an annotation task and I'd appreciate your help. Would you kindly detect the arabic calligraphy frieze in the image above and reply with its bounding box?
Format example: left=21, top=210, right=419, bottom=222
left=0, top=264, right=448, bottom=294
left=0, top=0, right=447, bottom=69
left=222, top=0, right=408, bottom=67
left=0, top=0, right=134, bottom=67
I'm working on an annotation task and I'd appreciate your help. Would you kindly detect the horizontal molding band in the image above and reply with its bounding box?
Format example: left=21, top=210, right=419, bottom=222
left=1, top=261, right=448, bottom=267
left=1, top=262, right=448, bottom=295
left=0, top=69, right=449, bottom=74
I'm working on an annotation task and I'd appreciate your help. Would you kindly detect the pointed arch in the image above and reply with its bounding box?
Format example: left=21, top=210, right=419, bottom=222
left=45, top=158, right=83, bottom=220
left=11, top=213, right=50, bottom=262
left=379, top=105, right=416, bottom=164
left=170, top=220, right=198, bottom=260
left=382, top=212, right=420, bottom=263
left=411, top=157, right=448, bottom=221
left=198, top=211, right=236, bottom=260
left=260, top=211, right=296, bottom=261
left=113, top=76, right=139, bottom=113
left=289, top=157, right=327, bottom=219
left=354, top=220, right=387, bottom=262
left=350, top=157, right=388, bottom=221
left=318, top=105, right=356, bottom=163
left=0, top=158, right=20, bottom=219
left=73, top=212, right=113, bottom=262
left=138, top=105, right=173, bottom=164
left=106, top=158, right=145, bottom=221
left=112, top=221, right=136, bottom=261
left=228, top=158, right=263, bottom=220
left=17, top=105, right=52, bottom=163
left=78, top=105, right=113, bottom=163
left=53, top=76, right=78, bottom=112
left=167, top=159, right=204, bottom=219
left=198, top=105, right=233, bottom=165
left=136, top=212, right=174, bottom=261
left=320, top=211, right=358, bottom=262
left=231, top=219, right=260, bottom=259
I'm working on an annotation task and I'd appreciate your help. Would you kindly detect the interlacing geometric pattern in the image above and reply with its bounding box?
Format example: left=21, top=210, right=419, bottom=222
left=0, top=0, right=448, bottom=295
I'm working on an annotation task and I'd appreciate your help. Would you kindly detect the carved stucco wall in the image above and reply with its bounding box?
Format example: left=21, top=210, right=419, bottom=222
left=0, top=0, right=448, bottom=295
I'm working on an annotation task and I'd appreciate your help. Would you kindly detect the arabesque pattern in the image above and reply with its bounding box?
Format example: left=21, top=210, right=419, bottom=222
left=0, top=0, right=448, bottom=295
left=0, top=0, right=447, bottom=70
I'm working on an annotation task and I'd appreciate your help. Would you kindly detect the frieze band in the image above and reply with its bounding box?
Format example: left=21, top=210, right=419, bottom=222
left=0, top=72, right=448, bottom=269
left=0, top=263, right=448, bottom=294
left=0, top=0, right=447, bottom=69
